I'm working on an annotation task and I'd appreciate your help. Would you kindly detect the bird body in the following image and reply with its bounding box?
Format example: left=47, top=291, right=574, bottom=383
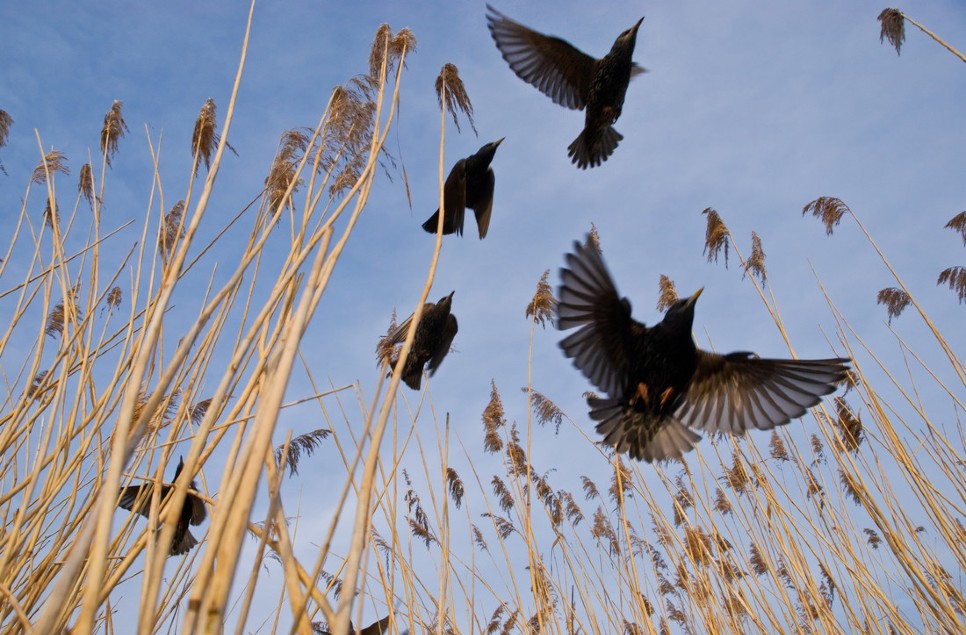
left=422, top=138, right=504, bottom=239
left=557, top=237, right=850, bottom=462
left=486, top=5, right=644, bottom=168
left=380, top=292, right=458, bottom=390
left=117, top=457, right=207, bottom=556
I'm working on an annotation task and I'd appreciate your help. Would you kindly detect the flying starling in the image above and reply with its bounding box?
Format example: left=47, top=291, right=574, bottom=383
left=117, top=456, right=207, bottom=555
left=378, top=292, right=458, bottom=390
left=486, top=5, right=644, bottom=169
left=557, top=237, right=850, bottom=462
left=422, top=138, right=505, bottom=239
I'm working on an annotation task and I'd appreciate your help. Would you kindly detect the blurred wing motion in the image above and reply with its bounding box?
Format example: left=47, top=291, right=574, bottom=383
left=557, top=239, right=635, bottom=397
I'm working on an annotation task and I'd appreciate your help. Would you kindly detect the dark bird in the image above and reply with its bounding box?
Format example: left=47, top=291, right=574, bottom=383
left=422, top=138, right=504, bottom=239
left=557, top=237, right=850, bottom=462
left=117, top=456, right=207, bottom=556
left=316, top=615, right=393, bottom=635
left=378, top=292, right=458, bottom=390
left=486, top=5, right=645, bottom=169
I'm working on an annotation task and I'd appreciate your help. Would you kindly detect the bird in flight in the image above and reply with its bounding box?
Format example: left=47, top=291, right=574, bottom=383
left=422, top=138, right=505, bottom=239
left=486, top=5, right=645, bottom=169
left=117, top=456, right=207, bottom=555
left=557, top=237, right=850, bottom=462
left=378, top=292, right=458, bottom=390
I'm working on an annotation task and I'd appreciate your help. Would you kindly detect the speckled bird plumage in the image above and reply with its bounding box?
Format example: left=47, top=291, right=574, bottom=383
left=557, top=237, right=851, bottom=462
left=422, top=139, right=504, bottom=239
left=486, top=5, right=644, bottom=169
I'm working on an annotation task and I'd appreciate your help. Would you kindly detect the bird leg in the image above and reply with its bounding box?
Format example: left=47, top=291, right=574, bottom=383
left=632, top=383, right=650, bottom=406
left=658, top=387, right=674, bottom=409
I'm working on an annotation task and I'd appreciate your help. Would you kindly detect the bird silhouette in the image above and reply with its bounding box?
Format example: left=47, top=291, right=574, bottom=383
left=557, top=237, right=850, bottom=462
left=486, top=5, right=644, bottom=169
left=316, top=615, right=393, bottom=635
left=117, top=456, right=207, bottom=555
left=379, top=292, right=458, bottom=390
left=422, top=138, right=504, bottom=239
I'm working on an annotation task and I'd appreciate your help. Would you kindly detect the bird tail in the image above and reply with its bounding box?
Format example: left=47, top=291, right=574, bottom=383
left=568, top=126, right=623, bottom=169
left=172, top=528, right=198, bottom=556
left=421, top=210, right=441, bottom=234
left=402, top=368, right=422, bottom=390
left=589, top=396, right=701, bottom=463
left=422, top=208, right=462, bottom=235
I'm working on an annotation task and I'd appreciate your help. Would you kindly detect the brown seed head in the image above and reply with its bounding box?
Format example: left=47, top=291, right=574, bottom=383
left=526, top=269, right=557, bottom=328
left=876, top=287, right=911, bottom=323
left=878, top=9, right=906, bottom=55
left=803, top=196, right=850, bottom=235
left=702, top=207, right=730, bottom=266
left=945, top=211, right=966, bottom=245
left=192, top=98, right=218, bottom=170
left=937, top=267, right=966, bottom=304
left=100, top=100, right=128, bottom=166
left=743, top=231, right=766, bottom=284
left=436, top=63, right=477, bottom=135
left=656, top=274, right=678, bottom=312
left=0, top=109, right=12, bottom=148
left=482, top=380, right=506, bottom=453
left=32, top=149, right=69, bottom=184
left=78, top=163, right=95, bottom=206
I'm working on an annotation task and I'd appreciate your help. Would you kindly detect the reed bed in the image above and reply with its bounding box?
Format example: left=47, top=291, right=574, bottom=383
left=0, top=6, right=962, bottom=635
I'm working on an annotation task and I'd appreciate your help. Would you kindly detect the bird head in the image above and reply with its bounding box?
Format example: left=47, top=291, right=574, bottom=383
left=661, top=287, right=702, bottom=333
left=437, top=290, right=456, bottom=312
left=613, top=16, right=645, bottom=50
left=474, top=137, right=505, bottom=164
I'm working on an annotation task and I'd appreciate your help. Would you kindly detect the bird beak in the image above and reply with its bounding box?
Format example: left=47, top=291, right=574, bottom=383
left=494, top=137, right=506, bottom=147
left=447, top=290, right=456, bottom=301
left=633, top=17, right=645, bottom=31
left=686, top=287, right=703, bottom=307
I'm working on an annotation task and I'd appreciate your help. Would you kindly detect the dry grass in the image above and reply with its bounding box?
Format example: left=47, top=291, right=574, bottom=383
left=1, top=7, right=963, bottom=635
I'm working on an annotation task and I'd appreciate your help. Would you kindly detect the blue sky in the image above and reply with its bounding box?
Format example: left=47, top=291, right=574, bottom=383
left=2, top=0, right=964, bottom=631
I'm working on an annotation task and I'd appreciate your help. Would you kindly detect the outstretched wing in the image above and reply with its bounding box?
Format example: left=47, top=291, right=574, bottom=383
left=486, top=5, right=596, bottom=110
left=557, top=237, right=638, bottom=396
left=675, top=352, right=850, bottom=434
left=118, top=483, right=173, bottom=517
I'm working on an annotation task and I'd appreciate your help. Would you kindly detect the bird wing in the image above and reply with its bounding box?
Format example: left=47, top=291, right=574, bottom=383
left=443, top=160, right=467, bottom=236
left=117, top=483, right=173, bottom=517
left=187, top=490, right=207, bottom=525
left=427, top=314, right=458, bottom=376
left=486, top=5, right=596, bottom=110
left=471, top=168, right=496, bottom=239
left=384, top=305, right=429, bottom=347
left=361, top=616, right=393, bottom=635
left=675, top=352, right=850, bottom=435
left=557, top=239, right=637, bottom=396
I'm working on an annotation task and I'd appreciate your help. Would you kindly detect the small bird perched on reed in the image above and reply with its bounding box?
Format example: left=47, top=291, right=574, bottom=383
left=378, top=292, right=458, bottom=390
left=422, top=138, right=505, bottom=239
left=486, top=5, right=644, bottom=169
left=117, top=456, right=207, bottom=555
left=557, top=237, right=851, bottom=462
